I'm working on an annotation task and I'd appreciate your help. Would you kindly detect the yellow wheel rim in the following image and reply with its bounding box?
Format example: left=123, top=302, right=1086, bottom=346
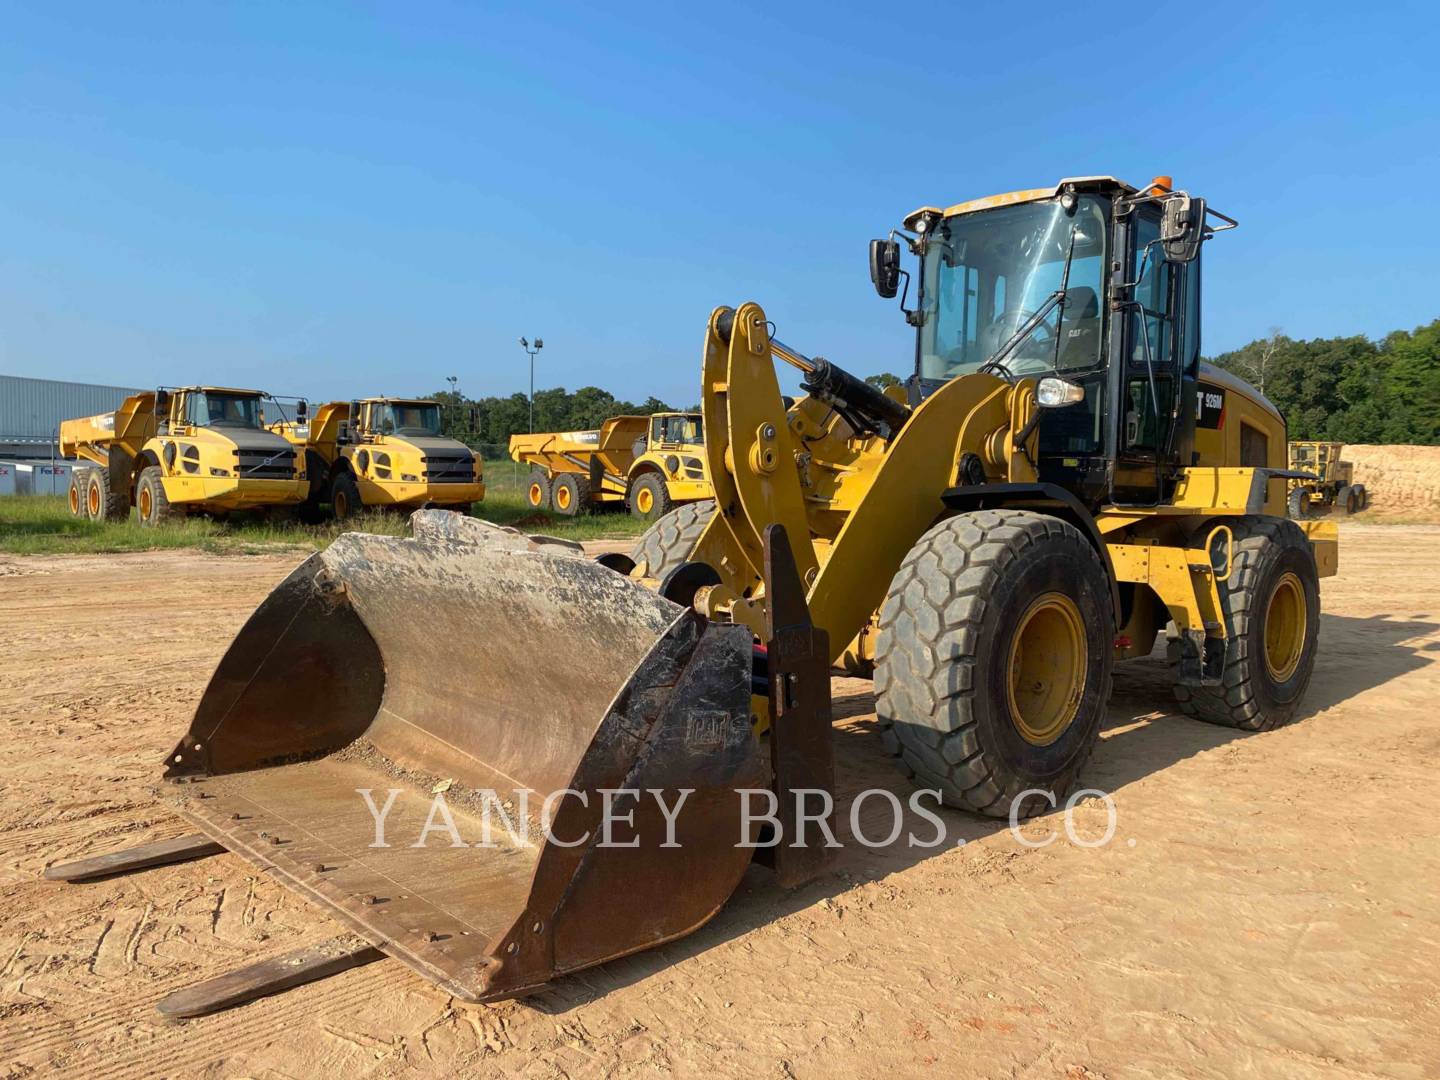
left=635, top=487, right=654, bottom=514
left=139, top=486, right=152, bottom=520
left=69, top=485, right=80, bottom=515
left=87, top=484, right=100, bottom=517
left=528, top=482, right=544, bottom=508
left=1264, top=571, right=1306, bottom=682
left=556, top=484, right=571, bottom=511
left=335, top=491, right=348, bottom=517
left=1007, top=592, right=1087, bottom=746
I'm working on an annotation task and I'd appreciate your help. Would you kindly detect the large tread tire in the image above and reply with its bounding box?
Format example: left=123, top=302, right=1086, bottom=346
left=628, top=500, right=716, bottom=581
left=875, top=510, right=1114, bottom=818
left=136, top=466, right=174, bottom=527
left=551, top=473, right=591, bottom=517
left=297, top=452, right=330, bottom=523
left=1355, top=484, right=1368, bottom=511
left=1171, top=516, right=1320, bottom=732
left=525, top=469, right=552, bottom=512
left=1287, top=488, right=1306, bottom=520
left=330, top=471, right=362, bottom=521
left=1337, top=484, right=1356, bottom=515
left=627, top=472, right=673, bottom=521
left=67, top=470, right=87, bottom=518
left=85, top=467, right=129, bottom=521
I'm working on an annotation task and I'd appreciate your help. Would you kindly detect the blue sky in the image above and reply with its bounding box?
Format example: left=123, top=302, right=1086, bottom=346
left=1, top=1, right=1436, bottom=407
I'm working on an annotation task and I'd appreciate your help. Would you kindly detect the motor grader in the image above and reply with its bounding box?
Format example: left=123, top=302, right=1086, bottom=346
left=59, top=386, right=308, bottom=525
left=510, top=410, right=710, bottom=519
left=1287, top=440, right=1367, bottom=517
left=272, top=397, right=485, bottom=521
left=49, top=175, right=1337, bottom=1015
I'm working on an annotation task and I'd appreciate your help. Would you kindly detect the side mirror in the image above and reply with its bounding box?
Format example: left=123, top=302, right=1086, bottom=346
left=1161, top=195, right=1207, bottom=263
left=296, top=399, right=308, bottom=421
left=869, top=238, right=901, bottom=299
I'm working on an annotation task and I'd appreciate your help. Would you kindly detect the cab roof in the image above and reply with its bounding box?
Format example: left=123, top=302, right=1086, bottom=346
left=358, top=397, right=439, bottom=406
left=903, top=175, right=1142, bottom=230
left=166, top=385, right=265, bottom=396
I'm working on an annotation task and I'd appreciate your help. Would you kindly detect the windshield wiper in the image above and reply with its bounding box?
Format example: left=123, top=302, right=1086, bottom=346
left=978, top=224, right=1080, bottom=380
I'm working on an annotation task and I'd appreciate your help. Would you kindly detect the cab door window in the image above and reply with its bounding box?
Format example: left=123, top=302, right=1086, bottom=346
left=1124, top=210, right=1178, bottom=453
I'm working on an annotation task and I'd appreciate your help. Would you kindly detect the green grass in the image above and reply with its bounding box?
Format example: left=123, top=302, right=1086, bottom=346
left=0, top=491, right=651, bottom=557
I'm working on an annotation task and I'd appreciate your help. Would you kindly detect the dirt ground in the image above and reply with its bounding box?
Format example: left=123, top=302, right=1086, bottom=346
left=1, top=526, right=1438, bottom=1079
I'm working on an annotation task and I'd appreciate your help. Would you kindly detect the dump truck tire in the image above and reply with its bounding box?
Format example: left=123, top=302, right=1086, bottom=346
left=297, top=453, right=329, bottom=523
left=629, top=500, right=715, bottom=581
left=330, top=471, right=362, bottom=521
left=1337, top=484, right=1357, bottom=515
left=1355, top=484, right=1368, bottom=510
left=67, top=471, right=86, bottom=518
left=628, top=472, right=672, bottom=521
left=525, top=469, right=552, bottom=511
left=551, top=473, right=589, bottom=516
left=136, top=466, right=174, bottom=527
left=85, top=467, right=129, bottom=521
left=874, top=510, right=1114, bottom=819
left=1171, top=516, right=1319, bottom=732
left=1287, top=488, right=1306, bottom=519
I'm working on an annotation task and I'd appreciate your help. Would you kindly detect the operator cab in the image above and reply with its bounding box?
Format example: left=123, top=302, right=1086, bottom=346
left=873, top=176, right=1234, bottom=508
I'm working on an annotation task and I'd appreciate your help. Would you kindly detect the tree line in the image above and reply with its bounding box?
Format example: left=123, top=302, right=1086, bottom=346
left=425, top=316, right=1440, bottom=447
left=1209, top=318, right=1440, bottom=444
left=427, top=387, right=679, bottom=446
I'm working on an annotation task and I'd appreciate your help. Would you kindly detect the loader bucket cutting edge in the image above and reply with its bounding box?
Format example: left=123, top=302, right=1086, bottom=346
left=161, top=521, right=765, bottom=1002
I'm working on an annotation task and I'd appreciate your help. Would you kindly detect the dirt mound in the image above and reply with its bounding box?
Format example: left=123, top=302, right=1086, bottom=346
left=1345, top=444, right=1440, bottom=519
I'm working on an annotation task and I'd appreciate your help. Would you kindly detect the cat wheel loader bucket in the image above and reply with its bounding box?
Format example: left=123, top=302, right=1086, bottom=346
left=154, top=513, right=771, bottom=1003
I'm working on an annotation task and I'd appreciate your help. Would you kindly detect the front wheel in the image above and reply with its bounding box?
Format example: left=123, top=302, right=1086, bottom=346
left=627, top=472, right=672, bottom=520
left=1171, top=517, right=1320, bottom=731
left=136, top=466, right=174, bottom=527
left=330, top=471, right=362, bottom=521
left=875, top=510, right=1114, bottom=818
left=1287, top=488, right=1307, bottom=519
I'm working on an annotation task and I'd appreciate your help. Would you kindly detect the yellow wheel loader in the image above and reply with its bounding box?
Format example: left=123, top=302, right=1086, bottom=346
left=509, top=411, right=711, bottom=520
left=59, top=386, right=309, bottom=526
left=273, top=398, right=484, bottom=521
left=49, top=176, right=1338, bottom=1016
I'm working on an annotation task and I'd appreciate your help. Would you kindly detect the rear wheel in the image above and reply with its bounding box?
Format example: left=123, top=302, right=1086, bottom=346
left=1171, top=516, right=1320, bottom=731
left=1287, top=488, right=1306, bottom=519
left=629, top=500, right=715, bottom=581
left=1337, top=484, right=1357, bottom=515
left=628, top=472, right=672, bottom=521
left=86, top=467, right=128, bottom=521
left=67, top=471, right=86, bottom=518
left=525, top=469, right=552, bottom=511
left=1355, top=484, right=1368, bottom=511
left=874, top=510, right=1114, bottom=818
left=331, top=471, right=362, bottom=521
left=136, top=466, right=174, bottom=527
left=551, top=473, right=590, bottom=517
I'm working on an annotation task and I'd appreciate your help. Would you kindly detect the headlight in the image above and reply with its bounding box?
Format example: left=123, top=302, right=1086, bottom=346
left=401, top=473, right=419, bottom=482
left=210, top=467, right=230, bottom=477
left=1036, top=377, right=1085, bottom=408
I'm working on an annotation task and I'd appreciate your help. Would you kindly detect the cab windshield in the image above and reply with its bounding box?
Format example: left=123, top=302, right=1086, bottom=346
left=188, top=391, right=262, bottom=429
left=918, top=195, right=1109, bottom=382
left=651, top=414, right=702, bottom=443
left=370, top=402, right=442, bottom=436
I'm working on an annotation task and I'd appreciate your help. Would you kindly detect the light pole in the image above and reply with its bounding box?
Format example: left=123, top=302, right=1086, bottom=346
left=519, top=336, right=544, bottom=432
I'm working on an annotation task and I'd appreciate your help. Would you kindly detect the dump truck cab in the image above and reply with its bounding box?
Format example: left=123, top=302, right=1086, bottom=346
left=627, top=411, right=708, bottom=517
left=279, top=397, right=483, bottom=520
left=60, top=385, right=308, bottom=525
